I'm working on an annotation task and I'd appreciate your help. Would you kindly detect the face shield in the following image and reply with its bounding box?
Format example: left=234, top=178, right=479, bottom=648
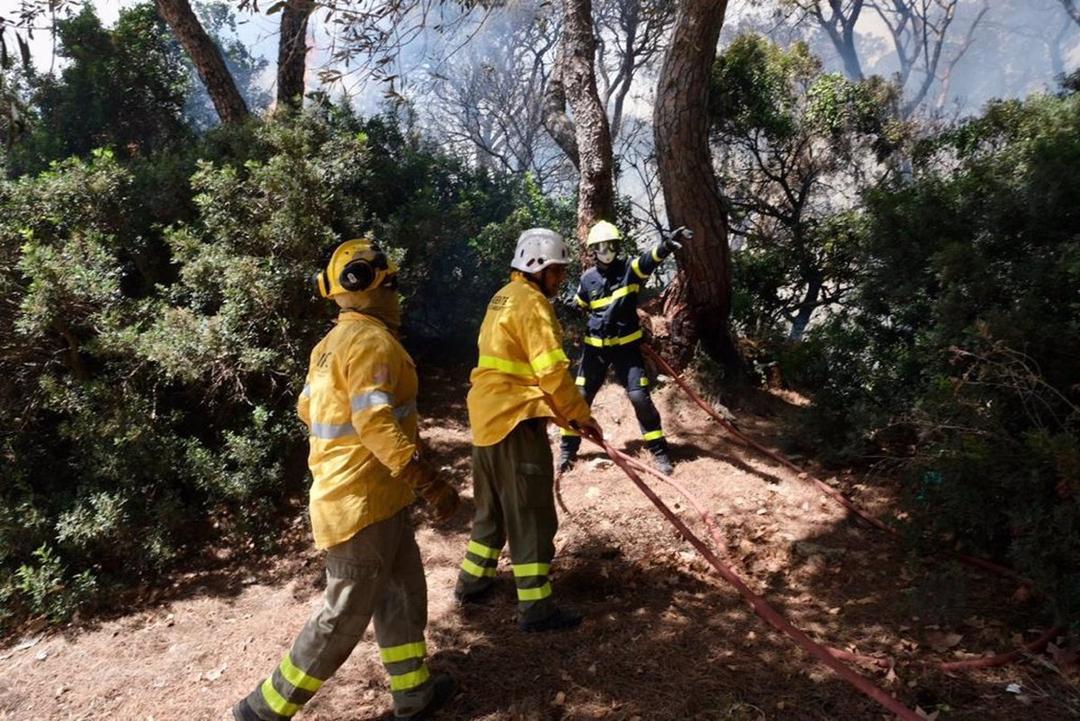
left=593, top=241, right=617, bottom=265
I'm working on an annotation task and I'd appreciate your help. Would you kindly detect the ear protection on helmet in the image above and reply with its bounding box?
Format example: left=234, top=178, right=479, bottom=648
left=314, top=239, right=396, bottom=298
left=339, top=249, right=389, bottom=292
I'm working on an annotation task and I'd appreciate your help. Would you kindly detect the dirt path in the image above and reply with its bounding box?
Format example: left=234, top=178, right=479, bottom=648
left=2, top=365, right=1076, bottom=721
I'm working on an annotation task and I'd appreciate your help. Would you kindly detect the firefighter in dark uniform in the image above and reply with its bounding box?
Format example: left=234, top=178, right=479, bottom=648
left=558, top=220, right=691, bottom=476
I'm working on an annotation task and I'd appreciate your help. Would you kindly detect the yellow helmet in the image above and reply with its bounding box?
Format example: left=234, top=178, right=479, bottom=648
left=586, top=220, right=622, bottom=246
left=314, top=238, right=398, bottom=298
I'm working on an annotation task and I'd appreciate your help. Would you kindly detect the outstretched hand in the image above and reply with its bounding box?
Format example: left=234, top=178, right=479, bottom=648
left=663, top=226, right=693, bottom=252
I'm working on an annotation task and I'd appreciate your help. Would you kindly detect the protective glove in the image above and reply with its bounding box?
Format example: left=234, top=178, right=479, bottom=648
left=400, top=454, right=460, bottom=524
left=572, top=416, right=604, bottom=442
left=662, top=226, right=693, bottom=252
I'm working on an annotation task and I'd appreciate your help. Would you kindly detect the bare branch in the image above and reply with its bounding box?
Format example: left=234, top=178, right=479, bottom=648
left=932, top=1, right=987, bottom=111
left=592, top=0, right=676, bottom=140
left=791, top=0, right=866, bottom=79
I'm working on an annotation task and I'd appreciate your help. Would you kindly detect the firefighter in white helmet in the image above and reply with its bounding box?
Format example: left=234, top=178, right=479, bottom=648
left=233, top=239, right=458, bottom=721
left=454, top=228, right=603, bottom=631
left=559, top=220, right=692, bottom=476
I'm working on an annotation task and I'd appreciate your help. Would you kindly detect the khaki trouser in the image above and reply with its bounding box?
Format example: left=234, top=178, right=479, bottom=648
left=243, top=508, right=433, bottom=719
left=455, top=418, right=559, bottom=623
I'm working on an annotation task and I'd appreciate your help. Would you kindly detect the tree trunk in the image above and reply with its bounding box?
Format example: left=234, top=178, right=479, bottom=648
left=836, top=37, right=865, bottom=81
left=560, top=0, right=616, bottom=257
left=788, top=274, right=822, bottom=341
left=154, top=0, right=248, bottom=124
left=542, top=43, right=581, bottom=170
left=811, top=1, right=865, bottom=81
left=277, top=0, right=314, bottom=112
left=653, top=0, right=735, bottom=370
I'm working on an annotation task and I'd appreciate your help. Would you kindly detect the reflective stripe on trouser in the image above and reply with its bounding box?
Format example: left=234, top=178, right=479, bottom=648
left=456, top=418, right=558, bottom=623
left=513, top=561, right=552, bottom=605
left=457, top=537, right=502, bottom=594
left=628, top=384, right=666, bottom=455
left=560, top=344, right=667, bottom=457
left=380, top=639, right=430, bottom=709
left=242, top=509, right=433, bottom=720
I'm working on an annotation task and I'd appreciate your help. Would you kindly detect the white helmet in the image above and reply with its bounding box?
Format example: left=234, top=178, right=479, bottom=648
left=510, top=228, right=569, bottom=273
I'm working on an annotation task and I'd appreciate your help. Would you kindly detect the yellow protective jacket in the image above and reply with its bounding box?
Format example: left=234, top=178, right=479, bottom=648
left=298, top=311, right=418, bottom=549
left=467, top=272, right=592, bottom=446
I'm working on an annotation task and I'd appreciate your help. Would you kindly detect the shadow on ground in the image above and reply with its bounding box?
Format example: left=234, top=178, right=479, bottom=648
left=6, top=362, right=1077, bottom=721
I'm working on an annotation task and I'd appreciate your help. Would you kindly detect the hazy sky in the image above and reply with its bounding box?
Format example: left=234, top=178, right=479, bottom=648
left=20, top=0, right=1080, bottom=119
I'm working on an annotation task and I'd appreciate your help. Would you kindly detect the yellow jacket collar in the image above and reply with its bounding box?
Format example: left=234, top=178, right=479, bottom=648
left=511, top=270, right=541, bottom=292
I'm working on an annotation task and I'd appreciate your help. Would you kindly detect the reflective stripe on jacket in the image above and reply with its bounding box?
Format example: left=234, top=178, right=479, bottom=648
left=299, top=312, right=418, bottom=549
left=575, top=242, right=670, bottom=346
left=467, top=273, right=591, bottom=447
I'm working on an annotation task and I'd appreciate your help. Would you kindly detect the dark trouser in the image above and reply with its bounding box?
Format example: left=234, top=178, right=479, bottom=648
left=455, top=418, right=559, bottom=624
left=560, top=342, right=668, bottom=458
left=240, top=509, right=433, bottom=719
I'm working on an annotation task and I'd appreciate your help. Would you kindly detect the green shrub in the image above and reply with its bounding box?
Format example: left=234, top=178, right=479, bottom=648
left=784, top=88, right=1080, bottom=620
left=15, top=546, right=97, bottom=623
left=0, top=105, right=570, bottom=624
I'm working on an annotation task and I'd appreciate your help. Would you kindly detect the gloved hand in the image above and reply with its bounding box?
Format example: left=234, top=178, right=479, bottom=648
left=573, top=416, right=604, bottom=442
left=662, top=226, right=693, bottom=252
left=401, top=455, right=460, bottom=524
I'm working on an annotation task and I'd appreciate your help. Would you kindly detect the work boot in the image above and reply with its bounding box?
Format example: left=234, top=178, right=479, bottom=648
left=652, top=450, right=674, bottom=476
left=232, top=699, right=260, bottom=721
left=557, top=449, right=577, bottom=475
left=454, top=583, right=496, bottom=605
left=519, top=605, right=583, bottom=633
left=398, top=672, right=457, bottom=720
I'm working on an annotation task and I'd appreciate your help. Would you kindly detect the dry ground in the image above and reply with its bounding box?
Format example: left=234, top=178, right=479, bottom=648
left=2, top=362, right=1078, bottom=721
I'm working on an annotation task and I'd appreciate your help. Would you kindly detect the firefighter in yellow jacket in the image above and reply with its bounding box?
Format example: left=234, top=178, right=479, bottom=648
left=454, top=228, right=603, bottom=632
left=233, top=239, right=459, bottom=721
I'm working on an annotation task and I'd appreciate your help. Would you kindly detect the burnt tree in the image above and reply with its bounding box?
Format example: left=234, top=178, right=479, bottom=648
left=793, top=0, right=866, bottom=80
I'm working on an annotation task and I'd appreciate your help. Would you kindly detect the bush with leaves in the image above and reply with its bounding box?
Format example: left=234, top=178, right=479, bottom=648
left=0, top=104, right=570, bottom=626
left=790, top=87, right=1080, bottom=621
left=0, top=138, right=302, bottom=623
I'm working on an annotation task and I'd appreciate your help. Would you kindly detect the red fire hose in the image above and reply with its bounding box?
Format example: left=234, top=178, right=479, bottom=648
left=576, top=427, right=926, bottom=721
left=639, top=344, right=1030, bottom=585
left=550, top=340, right=1063, bottom=706
left=934, top=625, right=1064, bottom=671
left=578, top=437, right=1065, bottom=674
left=570, top=427, right=1068, bottom=718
